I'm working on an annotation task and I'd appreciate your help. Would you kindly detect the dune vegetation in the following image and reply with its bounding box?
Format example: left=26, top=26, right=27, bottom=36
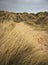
left=0, top=11, right=48, bottom=65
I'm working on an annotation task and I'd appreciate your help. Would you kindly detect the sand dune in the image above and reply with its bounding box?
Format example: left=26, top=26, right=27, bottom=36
left=0, top=21, right=48, bottom=65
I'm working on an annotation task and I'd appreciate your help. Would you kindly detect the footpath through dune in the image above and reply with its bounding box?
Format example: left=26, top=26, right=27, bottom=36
left=15, top=22, right=48, bottom=49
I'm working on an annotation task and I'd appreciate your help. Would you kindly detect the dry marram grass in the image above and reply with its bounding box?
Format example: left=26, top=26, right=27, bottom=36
left=0, top=11, right=48, bottom=65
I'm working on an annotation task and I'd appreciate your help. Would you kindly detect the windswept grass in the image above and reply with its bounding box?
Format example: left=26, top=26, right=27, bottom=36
left=0, top=11, right=48, bottom=65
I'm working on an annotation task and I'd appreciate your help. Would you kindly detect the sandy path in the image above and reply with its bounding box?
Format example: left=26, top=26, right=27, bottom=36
left=15, top=22, right=48, bottom=49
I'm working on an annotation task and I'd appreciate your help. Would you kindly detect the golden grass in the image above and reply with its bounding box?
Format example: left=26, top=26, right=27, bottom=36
left=0, top=21, right=48, bottom=65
